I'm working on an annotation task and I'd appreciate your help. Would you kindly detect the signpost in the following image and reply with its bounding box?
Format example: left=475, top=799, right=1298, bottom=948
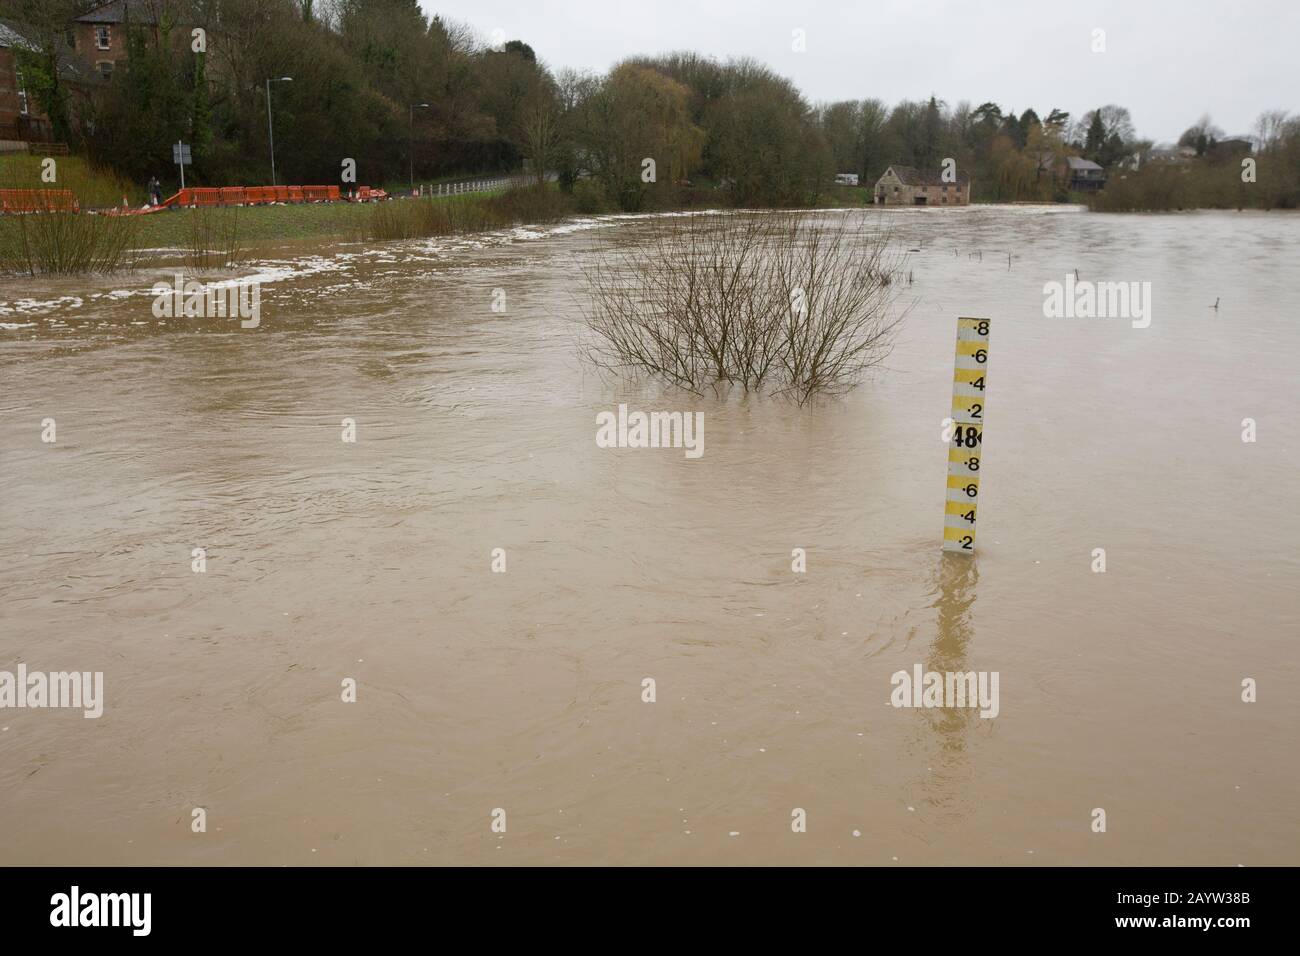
left=943, top=317, right=990, bottom=553
left=173, top=142, right=192, bottom=189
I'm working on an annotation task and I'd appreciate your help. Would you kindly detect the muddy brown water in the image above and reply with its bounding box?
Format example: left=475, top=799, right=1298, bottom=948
left=1, top=206, right=1297, bottom=865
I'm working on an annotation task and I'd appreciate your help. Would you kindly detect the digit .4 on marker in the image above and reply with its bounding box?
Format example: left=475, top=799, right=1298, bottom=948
left=943, top=317, right=989, bottom=553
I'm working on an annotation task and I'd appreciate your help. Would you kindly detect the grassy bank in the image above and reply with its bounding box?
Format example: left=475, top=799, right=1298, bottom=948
left=0, top=154, right=141, bottom=208
left=355, top=184, right=575, bottom=241
left=0, top=184, right=579, bottom=275
left=132, top=201, right=377, bottom=248
left=132, top=185, right=567, bottom=249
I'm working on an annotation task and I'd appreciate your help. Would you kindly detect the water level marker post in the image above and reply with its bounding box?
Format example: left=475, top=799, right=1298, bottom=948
left=943, top=317, right=990, bottom=553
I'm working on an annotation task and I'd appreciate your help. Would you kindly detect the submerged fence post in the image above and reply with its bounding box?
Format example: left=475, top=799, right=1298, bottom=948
left=943, top=317, right=990, bottom=553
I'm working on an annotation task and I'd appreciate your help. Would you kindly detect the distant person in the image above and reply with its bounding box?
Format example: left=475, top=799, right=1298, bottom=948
left=147, top=177, right=162, bottom=206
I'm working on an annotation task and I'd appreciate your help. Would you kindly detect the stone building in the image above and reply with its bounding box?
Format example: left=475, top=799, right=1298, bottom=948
left=873, top=165, right=971, bottom=205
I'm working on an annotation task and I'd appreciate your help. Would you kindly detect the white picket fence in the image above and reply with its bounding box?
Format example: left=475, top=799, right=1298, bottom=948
left=416, top=175, right=533, bottom=198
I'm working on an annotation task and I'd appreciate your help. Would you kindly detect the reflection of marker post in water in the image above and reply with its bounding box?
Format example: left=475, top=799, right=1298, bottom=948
left=943, top=317, right=989, bottom=553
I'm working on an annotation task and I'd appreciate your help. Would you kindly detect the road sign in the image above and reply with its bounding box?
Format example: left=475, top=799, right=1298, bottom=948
left=173, top=142, right=192, bottom=190
left=942, top=317, right=990, bottom=553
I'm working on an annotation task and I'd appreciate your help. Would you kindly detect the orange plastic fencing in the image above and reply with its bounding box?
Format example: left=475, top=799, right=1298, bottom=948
left=4, top=183, right=370, bottom=214
left=158, top=184, right=351, bottom=208
left=301, top=185, right=341, bottom=201
left=165, top=188, right=219, bottom=207
left=0, top=188, right=79, bottom=213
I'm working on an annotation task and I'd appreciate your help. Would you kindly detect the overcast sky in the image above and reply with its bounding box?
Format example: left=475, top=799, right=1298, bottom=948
left=418, top=0, right=1298, bottom=144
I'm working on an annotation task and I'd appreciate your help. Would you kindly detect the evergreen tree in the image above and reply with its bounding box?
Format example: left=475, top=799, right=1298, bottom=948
left=1085, top=110, right=1107, bottom=160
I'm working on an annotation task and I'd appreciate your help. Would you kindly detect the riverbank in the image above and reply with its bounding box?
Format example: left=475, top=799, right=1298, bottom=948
left=1, top=181, right=863, bottom=275
left=105, top=180, right=1300, bottom=258
left=5, top=176, right=1296, bottom=280
left=125, top=181, right=872, bottom=249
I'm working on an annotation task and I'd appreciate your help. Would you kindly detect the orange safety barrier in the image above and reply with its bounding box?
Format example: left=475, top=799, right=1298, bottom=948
left=166, top=188, right=213, bottom=207
left=0, top=188, right=79, bottom=213
left=301, top=185, right=341, bottom=201
left=159, top=184, right=350, bottom=208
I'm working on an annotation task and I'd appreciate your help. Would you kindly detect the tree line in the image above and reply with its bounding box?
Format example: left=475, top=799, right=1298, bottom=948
left=6, top=0, right=1298, bottom=209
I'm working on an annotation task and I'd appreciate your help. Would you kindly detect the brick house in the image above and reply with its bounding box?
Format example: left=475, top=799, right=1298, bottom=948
left=874, top=165, right=971, bottom=205
left=1, top=17, right=90, bottom=150
left=0, top=20, right=49, bottom=148
left=72, top=0, right=157, bottom=82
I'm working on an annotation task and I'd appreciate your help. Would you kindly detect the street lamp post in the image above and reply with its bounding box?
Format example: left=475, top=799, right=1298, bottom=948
left=409, top=103, right=430, bottom=190
left=265, top=76, right=292, bottom=186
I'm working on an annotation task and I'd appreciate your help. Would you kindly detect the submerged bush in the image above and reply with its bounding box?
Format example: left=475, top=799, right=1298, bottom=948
left=184, top=205, right=244, bottom=270
left=490, top=184, right=574, bottom=223
left=572, top=178, right=612, bottom=214
left=582, top=211, right=909, bottom=403
left=0, top=202, right=140, bottom=276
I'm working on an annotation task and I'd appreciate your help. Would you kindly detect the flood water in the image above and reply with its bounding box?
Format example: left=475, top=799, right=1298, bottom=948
left=1, top=205, right=1297, bottom=866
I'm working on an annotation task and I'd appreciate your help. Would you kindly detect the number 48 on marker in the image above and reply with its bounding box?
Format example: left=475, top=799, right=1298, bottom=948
left=943, top=317, right=989, bottom=553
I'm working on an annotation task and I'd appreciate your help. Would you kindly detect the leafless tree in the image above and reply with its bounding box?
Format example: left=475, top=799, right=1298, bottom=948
left=1253, top=110, right=1292, bottom=153
left=582, top=211, right=910, bottom=403
left=519, top=94, right=558, bottom=186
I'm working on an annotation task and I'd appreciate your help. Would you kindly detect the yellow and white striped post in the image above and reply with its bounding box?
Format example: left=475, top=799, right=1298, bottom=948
left=943, top=317, right=989, bottom=553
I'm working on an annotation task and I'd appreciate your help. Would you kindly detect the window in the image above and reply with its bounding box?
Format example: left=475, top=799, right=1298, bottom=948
left=65, top=28, right=75, bottom=48
left=95, top=26, right=110, bottom=50
left=98, top=60, right=113, bottom=80
left=15, top=69, right=28, bottom=115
